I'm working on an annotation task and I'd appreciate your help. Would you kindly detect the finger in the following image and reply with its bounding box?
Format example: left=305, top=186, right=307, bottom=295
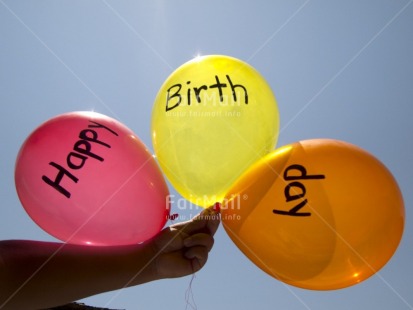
left=153, top=227, right=189, bottom=252
left=179, top=205, right=221, bottom=236
left=155, top=251, right=194, bottom=278
left=184, top=246, right=209, bottom=272
left=196, top=204, right=221, bottom=235
left=184, top=233, right=215, bottom=252
left=203, top=205, right=221, bottom=235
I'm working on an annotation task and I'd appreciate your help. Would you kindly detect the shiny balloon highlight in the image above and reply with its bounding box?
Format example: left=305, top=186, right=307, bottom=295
left=15, top=111, right=170, bottom=246
left=151, top=55, right=279, bottom=207
left=221, top=139, right=404, bottom=290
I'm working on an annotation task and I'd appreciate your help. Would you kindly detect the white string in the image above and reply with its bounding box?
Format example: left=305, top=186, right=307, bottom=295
left=185, top=273, right=197, bottom=310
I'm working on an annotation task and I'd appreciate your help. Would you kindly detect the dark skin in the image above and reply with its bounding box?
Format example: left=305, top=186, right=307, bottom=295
left=0, top=206, right=220, bottom=310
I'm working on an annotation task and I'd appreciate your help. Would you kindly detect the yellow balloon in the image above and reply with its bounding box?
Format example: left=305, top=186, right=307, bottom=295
left=221, top=139, right=404, bottom=290
left=151, top=55, right=279, bottom=207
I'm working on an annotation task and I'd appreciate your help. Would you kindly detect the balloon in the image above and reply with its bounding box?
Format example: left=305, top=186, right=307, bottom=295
left=151, top=55, right=279, bottom=207
left=15, top=111, right=170, bottom=246
left=221, top=139, right=404, bottom=290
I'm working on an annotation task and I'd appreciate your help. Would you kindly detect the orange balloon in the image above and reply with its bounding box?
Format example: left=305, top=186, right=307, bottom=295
left=221, top=139, right=404, bottom=290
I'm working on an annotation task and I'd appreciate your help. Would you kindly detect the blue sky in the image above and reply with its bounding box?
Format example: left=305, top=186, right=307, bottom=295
left=1, top=1, right=412, bottom=309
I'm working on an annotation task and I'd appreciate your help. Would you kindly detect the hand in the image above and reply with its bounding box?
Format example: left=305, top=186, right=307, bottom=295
left=0, top=206, right=220, bottom=309
left=150, top=205, right=220, bottom=279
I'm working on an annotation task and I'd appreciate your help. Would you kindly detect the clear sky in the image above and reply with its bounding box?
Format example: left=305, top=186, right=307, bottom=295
left=1, top=1, right=412, bottom=309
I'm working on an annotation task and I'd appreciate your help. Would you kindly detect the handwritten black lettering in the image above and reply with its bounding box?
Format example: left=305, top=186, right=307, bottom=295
left=273, top=164, right=325, bottom=217
left=42, top=162, right=79, bottom=198
left=41, top=120, right=119, bottom=199
left=165, top=74, right=248, bottom=111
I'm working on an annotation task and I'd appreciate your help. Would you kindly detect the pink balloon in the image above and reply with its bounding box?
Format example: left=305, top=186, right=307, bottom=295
left=15, top=111, right=170, bottom=246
